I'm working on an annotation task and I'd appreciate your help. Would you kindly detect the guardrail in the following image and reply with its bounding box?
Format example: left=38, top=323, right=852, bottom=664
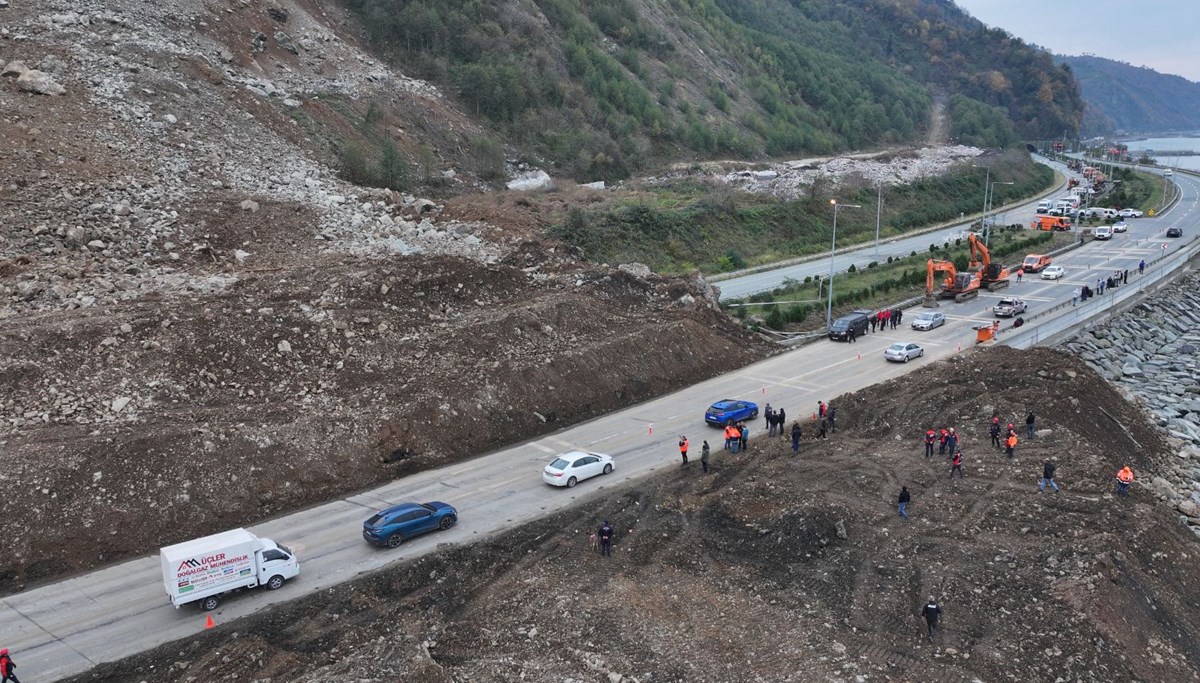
left=997, top=237, right=1199, bottom=349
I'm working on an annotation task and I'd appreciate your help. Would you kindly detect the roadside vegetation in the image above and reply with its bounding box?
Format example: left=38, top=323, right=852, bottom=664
left=548, top=150, right=1053, bottom=273
left=725, top=228, right=1068, bottom=332
left=1092, top=167, right=1167, bottom=212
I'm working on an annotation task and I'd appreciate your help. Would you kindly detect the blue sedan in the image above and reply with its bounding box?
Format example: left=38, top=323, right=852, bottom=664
left=704, top=399, right=759, bottom=426
left=362, top=501, right=458, bottom=548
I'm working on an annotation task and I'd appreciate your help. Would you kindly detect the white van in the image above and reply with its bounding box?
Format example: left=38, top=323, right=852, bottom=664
left=1094, top=226, right=1113, bottom=240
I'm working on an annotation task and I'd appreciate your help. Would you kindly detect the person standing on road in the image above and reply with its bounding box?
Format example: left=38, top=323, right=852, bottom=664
left=898, top=486, right=911, bottom=520
left=921, top=598, right=942, bottom=640
left=870, top=314, right=878, bottom=333
left=1040, top=459, right=1060, bottom=493
left=896, top=309, right=903, bottom=326
left=792, top=421, right=802, bottom=452
left=950, top=450, right=964, bottom=478
left=724, top=422, right=735, bottom=451
left=1025, top=411, right=1036, bottom=440
left=1139, top=259, right=1145, bottom=275
left=0, top=648, right=20, bottom=683
left=679, top=435, right=689, bottom=467
left=1016, top=268, right=1024, bottom=283
left=701, top=441, right=711, bottom=474
left=849, top=326, right=857, bottom=343
left=989, top=417, right=1002, bottom=449
left=598, top=521, right=614, bottom=557
left=764, top=404, right=773, bottom=433
left=1072, top=291, right=1078, bottom=307
left=1123, top=270, right=1128, bottom=284
left=1005, top=432, right=1018, bottom=459
left=924, top=428, right=936, bottom=458
left=740, top=422, right=750, bottom=452
left=730, top=423, right=742, bottom=454
left=777, top=408, right=787, bottom=437
left=828, top=405, right=838, bottom=433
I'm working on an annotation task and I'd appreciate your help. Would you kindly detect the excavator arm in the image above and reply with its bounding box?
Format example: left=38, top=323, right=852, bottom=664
left=967, top=233, right=990, bottom=271
left=925, top=259, right=959, bottom=298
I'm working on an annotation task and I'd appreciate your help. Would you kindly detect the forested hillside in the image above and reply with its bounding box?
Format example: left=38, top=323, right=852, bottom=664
left=342, top=0, right=1083, bottom=180
left=1059, top=55, right=1200, bottom=135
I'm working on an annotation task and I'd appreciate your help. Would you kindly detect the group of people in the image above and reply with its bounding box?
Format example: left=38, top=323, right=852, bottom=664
left=1095, top=269, right=1129, bottom=296
left=870, top=308, right=903, bottom=333
left=764, top=404, right=788, bottom=436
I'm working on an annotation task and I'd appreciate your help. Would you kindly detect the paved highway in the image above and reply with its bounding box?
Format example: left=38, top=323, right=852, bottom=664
left=4, top=168, right=1198, bottom=682
left=715, top=156, right=1071, bottom=300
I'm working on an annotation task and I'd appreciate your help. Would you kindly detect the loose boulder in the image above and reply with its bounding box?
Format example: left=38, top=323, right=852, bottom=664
left=17, top=69, right=66, bottom=96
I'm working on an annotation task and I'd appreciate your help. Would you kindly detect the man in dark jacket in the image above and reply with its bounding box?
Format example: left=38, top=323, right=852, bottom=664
left=898, top=486, right=911, bottom=520
left=791, top=422, right=802, bottom=452
left=598, top=521, right=614, bottom=557
left=1039, top=460, right=1059, bottom=493
left=989, top=418, right=1002, bottom=449
left=1025, top=411, right=1036, bottom=440
left=921, top=598, right=942, bottom=639
left=828, top=405, right=837, bottom=433
left=0, top=647, right=20, bottom=683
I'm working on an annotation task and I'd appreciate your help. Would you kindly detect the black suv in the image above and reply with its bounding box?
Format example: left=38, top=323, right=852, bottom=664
left=1166, top=227, right=1183, bottom=238
left=828, top=310, right=871, bottom=341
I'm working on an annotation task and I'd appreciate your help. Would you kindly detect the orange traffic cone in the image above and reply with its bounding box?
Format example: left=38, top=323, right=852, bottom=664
left=205, top=614, right=215, bottom=629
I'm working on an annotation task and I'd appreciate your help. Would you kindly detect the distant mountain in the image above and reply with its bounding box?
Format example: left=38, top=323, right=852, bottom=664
left=1058, top=55, right=1200, bottom=135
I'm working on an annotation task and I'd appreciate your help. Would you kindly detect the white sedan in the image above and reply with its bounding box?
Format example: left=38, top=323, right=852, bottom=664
left=884, top=342, right=924, bottom=363
left=1041, top=265, right=1066, bottom=280
left=1113, top=221, right=1129, bottom=233
left=1118, top=208, right=1143, bottom=218
left=542, top=451, right=615, bottom=488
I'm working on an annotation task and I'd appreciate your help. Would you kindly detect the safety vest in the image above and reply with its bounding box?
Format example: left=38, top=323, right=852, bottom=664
left=724, top=426, right=734, bottom=440
left=679, top=438, right=688, bottom=453
left=1117, top=468, right=1134, bottom=483
left=1006, top=435, right=1018, bottom=448
left=925, top=430, right=935, bottom=444
left=940, top=429, right=949, bottom=442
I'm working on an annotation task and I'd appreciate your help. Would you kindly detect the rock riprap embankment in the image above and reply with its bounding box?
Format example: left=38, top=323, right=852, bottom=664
left=1061, top=279, right=1200, bottom=535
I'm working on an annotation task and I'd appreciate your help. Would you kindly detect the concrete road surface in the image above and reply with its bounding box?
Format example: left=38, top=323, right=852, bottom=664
left=715, top=156, right=1073, bottom=300
left=3, top=169, right=1197, bottom=682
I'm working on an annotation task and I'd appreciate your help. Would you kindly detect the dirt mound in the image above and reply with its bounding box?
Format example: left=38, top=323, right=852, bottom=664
left=66, top=347, right=1200, bottom=682
left=0, top=250, right=768, bottom=591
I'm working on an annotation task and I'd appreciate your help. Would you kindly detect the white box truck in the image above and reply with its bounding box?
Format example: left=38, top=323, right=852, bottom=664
left=160, top=528, right=299, bottom=610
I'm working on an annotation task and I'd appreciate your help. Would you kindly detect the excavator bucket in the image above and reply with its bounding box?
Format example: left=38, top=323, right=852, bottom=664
left=922, top=296, right=941, bottom=308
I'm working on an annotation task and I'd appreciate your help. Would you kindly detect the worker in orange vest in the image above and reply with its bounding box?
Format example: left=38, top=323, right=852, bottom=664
left=1115, top=466, right=1134, bottom=496
left=924, top=428, right=936, bottom=458
left=723, top=423, right=735, bottom=451
left=678, top=435, right=689, bottom=466
left=1004, top=432, right=1018, bottom=458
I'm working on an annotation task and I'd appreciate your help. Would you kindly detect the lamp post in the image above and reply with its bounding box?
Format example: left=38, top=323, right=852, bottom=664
left=985, top=181, right=1014, bottom=246
left=826, top=199, right=862, bottom=331
left=973, top=163, right=990, bottom=234
left=874, top=179, right=883, bottom=257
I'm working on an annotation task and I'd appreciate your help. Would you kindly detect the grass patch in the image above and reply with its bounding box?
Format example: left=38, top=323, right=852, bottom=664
left=726, top=228, right=1070, bottom=332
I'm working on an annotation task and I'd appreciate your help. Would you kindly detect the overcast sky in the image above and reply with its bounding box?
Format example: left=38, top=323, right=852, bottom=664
left=955, top=1, right=1200, bottom=82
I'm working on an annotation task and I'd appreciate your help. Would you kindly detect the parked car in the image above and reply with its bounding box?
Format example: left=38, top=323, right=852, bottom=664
left=1094, top=226, right=1113, bottom=240
left=362, top=502, right=458, bottom=548
left=1040, top=265, right=1066, bottom=280
left=910, top=311, right=946, bottom=331
left=1117, top=208, right=1143, bottom=218
left=704, top=399, right=758, bottom=426
left=1165, top=169, right=1174, bottom=177
left=827, top=310, right=870, bottom=341
left=1112, top=221, right=1129, bottom=233
left=542, top=451, right=615, bottom=488
left=884, top=342, right=924, bottom=363
left=1167, top=226, right=1183, bottom=238
left=993, top=297, right=1027, bottom=317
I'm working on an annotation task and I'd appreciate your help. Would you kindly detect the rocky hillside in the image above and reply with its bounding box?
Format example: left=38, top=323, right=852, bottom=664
left=0, top=0, right=773, bottom=591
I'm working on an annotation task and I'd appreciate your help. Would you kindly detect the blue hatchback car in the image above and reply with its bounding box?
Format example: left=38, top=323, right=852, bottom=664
left=704, top=399, right=759, bottom=426
left=362, top=501, right=458, bottom=548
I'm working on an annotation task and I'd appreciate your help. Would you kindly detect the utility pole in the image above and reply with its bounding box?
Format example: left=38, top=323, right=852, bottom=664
left=874, top=180, right=883, bottom=257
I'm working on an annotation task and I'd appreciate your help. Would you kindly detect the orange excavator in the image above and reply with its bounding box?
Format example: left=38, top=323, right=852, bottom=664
left=967, top=233, right=1011, bottom=292
left=925, top=259, right=980, bottom=306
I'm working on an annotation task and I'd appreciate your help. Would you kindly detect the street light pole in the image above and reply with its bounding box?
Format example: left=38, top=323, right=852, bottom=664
left=984, top=181, right=1014, bottom=247
left=826, top=199, right=862, bottom=331
left=874, top=180, right=883, bottom=257
left=973, top=163, right=990, bottom=233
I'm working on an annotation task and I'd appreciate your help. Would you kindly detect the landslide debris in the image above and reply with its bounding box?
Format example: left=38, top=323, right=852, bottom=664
left=68, top=347, right=1200, bottom=682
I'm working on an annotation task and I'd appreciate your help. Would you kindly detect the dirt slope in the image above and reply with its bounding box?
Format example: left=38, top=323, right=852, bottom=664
left=0, top=1, right=772, bottom=591
left=67, top=347, right=1200, bottom=682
